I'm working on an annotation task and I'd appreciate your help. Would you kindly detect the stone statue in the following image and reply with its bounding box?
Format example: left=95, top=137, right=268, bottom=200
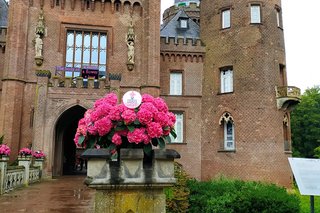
left=127, top=41, right=134, bottom=64
left=35, top=34, right=43, bottom=57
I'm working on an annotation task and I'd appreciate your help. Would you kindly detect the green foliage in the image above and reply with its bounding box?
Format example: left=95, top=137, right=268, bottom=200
left=187, top=178, right=300, bottom=213
left=165, top=163, right=190, bottom=213
left=291, top=86, right=320, bottom=157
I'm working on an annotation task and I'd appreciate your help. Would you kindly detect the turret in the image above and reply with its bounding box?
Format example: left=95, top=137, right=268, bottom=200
left=200, top=0, right=300, bottom=186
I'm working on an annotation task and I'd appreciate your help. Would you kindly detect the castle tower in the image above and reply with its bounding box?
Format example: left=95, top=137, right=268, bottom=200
left=162, top=0, right=200, bottom=25
left=199, top=0, right=300, bottom=186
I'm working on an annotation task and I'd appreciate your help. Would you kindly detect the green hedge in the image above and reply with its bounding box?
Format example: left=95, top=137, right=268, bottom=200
left=187, top=178, right=300, bottom=213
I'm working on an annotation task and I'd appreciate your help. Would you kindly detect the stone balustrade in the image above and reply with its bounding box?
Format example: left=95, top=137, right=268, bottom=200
left=0, top=156, right=44, bottom=195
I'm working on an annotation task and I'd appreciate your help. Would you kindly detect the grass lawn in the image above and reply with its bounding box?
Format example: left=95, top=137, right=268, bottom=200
left=298, top=193, right=320, bottom=213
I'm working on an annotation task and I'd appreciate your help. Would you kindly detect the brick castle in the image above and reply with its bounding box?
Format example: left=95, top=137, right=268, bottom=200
left=0, top=0, right=300, bottom=186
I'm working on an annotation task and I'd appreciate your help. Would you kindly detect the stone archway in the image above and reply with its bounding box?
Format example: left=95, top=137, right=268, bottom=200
left=53, top=105, right=86, bottom=176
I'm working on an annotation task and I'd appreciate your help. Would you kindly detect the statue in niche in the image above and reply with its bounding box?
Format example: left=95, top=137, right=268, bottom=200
left=35, top=34, right=43, bottom=58
left=126, top=22, right=136, bottom=71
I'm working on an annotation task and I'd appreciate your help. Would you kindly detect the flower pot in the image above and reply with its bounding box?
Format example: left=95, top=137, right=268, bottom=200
left=120, top=148, right=144, bottom=183
left=0, top=155, right=9, bottom=161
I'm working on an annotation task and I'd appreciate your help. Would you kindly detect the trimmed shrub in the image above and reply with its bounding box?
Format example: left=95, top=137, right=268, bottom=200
left=187, top=178, right=300, bottom=213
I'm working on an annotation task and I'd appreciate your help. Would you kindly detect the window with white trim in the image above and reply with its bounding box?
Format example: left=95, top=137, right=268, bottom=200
left=222, top=9, right=231, bottom=29
left=220, top=68, right=233, bottom=93
left=180, top=19, right=188, bottom=29
left=250, top=4, right=261, bottom=24
left=219, top=112, right=235, bottom=151
left=170, top=72, right=182, bottom=95
left=170, top=112, right=184, bottom=143
left=65, top=30, right=107, bottom=78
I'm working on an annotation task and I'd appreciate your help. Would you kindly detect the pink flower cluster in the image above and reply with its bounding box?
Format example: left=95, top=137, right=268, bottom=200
left=74, top=93, right=176, bottom=148
left=32, top=150, right=46, bottom=159
left=0, top=144, right=10, bottom=156
left=19, top=147, right=32, bottom=156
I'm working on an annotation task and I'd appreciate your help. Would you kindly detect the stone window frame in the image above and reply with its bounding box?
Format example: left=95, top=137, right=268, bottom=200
left=218, top=112, right=236, bottom=152
left=169, top=70, right=184, bottom=96
left=219, top=66, right=234, bottom=94
left=220, top=7, right=231, bottom=29
left=60, top=23, right=113, bottom=78
left=275, top=5, right=283, bottom=29
left=249, top=2, right=263, bottom=24
left=169, top=111, right=186, bottom=144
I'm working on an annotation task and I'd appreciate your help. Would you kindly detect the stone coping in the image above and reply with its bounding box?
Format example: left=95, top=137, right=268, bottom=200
left=153, top=149, right=181, bottom=160
left=81, top=149, right=111, bottom=159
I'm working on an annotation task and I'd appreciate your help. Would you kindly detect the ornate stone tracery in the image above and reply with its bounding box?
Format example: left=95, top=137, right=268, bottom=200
left=126, top=22, right=135, bottom=71
left=219, top=112, right=234, bottom=125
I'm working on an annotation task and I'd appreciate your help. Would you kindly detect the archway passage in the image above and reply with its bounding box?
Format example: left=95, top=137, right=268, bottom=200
left=54, top=105, right=87, bottom=176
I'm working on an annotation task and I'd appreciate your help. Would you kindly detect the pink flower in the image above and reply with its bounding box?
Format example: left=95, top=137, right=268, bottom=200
left=142, top=94, right=154, bottom=103
left=0, top=144, right=10, bottom=156
left=19, top=147, right=32, bottom=156
left=104, top=93, right=118, bottom=106
left=121, top=109, right=136, bottom=124
left=109, top=105, right=123, bottom=121
left=139, top=102, right=158, bottom=115
left=153, top=97, right=169, bottom=112
left=137, top=108, right=153, bottom=125
left=154, top=112, right=170, bottom=127
left=167, top=112, right=176, bottom=127
left=127, top=128, right=147, bottom=144
left=147, top=122, right=163, bottom=138
left=32, top=150, right=45, bottom=159
left=95, top=117, right=113, bottom=136
left=87, top=123, right=98, bottom=135
left=112, top=133, right=122, bottom=146
left=116, top=130, right=128, bottom=137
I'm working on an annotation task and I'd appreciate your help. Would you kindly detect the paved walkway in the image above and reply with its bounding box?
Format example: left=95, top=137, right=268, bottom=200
left=0, top=176, right=95, bottom=213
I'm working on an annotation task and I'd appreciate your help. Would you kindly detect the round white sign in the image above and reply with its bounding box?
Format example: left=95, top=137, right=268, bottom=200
left=122, top=91, right=142, bottom=109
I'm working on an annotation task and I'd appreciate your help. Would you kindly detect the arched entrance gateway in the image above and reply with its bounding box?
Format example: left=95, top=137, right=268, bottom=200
left=53, top=105, right=87, bottom=176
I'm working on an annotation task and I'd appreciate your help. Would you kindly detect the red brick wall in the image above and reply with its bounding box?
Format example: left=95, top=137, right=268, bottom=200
left=200, top=0, right=292, bottom=187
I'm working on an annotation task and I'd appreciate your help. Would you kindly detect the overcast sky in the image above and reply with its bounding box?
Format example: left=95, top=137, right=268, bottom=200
left=161, top=0, right=320, bottom=93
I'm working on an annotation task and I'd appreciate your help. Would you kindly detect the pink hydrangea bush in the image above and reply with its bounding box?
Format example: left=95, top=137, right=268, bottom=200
left=19, top=147, right=32, bottom=156
left=33, top=150, right=46, bottom=159
left=0, top=144, right=11, bottom=156
left=74, top=93, right=176, bottom=157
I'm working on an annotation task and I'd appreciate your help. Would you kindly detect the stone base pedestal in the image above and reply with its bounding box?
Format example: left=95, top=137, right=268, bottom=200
left=95, top=185, right=166, bottom=213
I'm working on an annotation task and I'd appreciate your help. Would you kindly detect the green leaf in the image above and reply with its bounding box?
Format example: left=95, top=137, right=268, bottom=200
left=115, top=126, right=126, bottom=131
left=134, top=119, right=140, bottom=125
left=143, top=143, right=152, bottom=156
left=108, top=143, right=117, bottom=151
left=157, top=137, right=166, bottom=149
left=127, top=125, right=135, bottom=132
left=78, top=135, right=85, bottom=145
left=151, top=138, right=158, bottom=147
left=88, top=137, right=96, bottom=148
left=165, top=135, right=172, bottom=144
left=170, top=128, right=177, bottom=139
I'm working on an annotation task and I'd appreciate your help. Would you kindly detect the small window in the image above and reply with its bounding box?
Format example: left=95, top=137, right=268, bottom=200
left=222, top=9, right=231, bottom=29
left=180, top=19, right=188, bottom=29
left=219, top=112, right=235, bottom=151
left=276, top=6, right=283, bottom=28
left=224, top=121, right=235, bottom=150
left=220, top=67, right=233, bottom=93
left=170, top=112, right=184, bottom=143
left=250, top=4, right=261, bottom=24
left=56, top=0, right=60, bottom=6
left=170, top=72, right=182, bottom=95
left=283, top=114, right=291, bottom=152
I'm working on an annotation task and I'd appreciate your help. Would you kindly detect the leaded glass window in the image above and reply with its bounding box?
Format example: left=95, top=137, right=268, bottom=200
left=65, top=30, right=107, bottom=78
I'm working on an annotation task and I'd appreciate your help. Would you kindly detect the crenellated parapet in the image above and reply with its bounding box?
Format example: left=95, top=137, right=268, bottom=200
left=29, top=0, right=143, bottom=15
left=160, top=36, right=205, bottom=63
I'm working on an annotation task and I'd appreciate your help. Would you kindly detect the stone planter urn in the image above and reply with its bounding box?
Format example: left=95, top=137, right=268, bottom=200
left=0, top=155, right=9, bottom=195
left=81, top=148, right=180, bottom=213
left=34, top=158, right=45, bottom=178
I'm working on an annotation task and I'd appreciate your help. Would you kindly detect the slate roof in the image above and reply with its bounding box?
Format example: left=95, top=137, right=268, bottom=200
left=0, top=0, right=8, bottom=27
left=160, top=9, right=199, bottom=39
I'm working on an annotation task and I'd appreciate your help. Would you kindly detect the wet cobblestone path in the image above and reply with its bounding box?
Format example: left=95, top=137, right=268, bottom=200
left=0, top=176, right=95, bottom=213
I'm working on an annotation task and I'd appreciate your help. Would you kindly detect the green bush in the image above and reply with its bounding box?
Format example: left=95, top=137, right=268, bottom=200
left=165, top=162, right=190, bottom=213
left=187, top=178, right=300, bottom=213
